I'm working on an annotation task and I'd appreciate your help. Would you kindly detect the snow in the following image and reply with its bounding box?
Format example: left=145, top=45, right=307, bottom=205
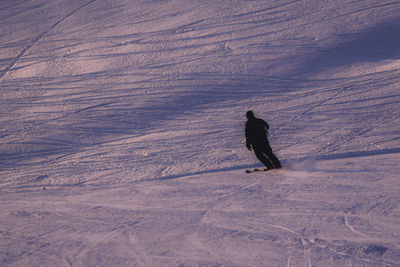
left=1, top=0, right=400, bottom=266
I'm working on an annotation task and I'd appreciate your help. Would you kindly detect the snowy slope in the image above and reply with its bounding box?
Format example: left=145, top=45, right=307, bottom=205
left=1, top=0, right=400, bottom=266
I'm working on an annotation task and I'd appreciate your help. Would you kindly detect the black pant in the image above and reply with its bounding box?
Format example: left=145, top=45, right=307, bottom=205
left=252, top=142, right=281, bottom=169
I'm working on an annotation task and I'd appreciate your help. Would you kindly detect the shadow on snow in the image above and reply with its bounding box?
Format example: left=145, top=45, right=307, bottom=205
left=158, top=147, right=400, bottom=181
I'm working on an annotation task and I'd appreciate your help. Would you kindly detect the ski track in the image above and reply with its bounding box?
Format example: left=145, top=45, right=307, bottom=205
left=1, top=0, right=400, bottom=266
left=0, top=0, right=99, bottom=82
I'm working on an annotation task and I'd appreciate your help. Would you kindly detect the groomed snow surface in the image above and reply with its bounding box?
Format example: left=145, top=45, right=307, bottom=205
left=1, top=0, right=400, bottom=266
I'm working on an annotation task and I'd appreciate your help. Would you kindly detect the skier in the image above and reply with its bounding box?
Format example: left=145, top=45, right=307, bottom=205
left=245, top=110, right=281, bottom=170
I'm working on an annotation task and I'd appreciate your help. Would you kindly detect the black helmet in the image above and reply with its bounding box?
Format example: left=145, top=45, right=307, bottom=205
left=246, top=110, right=255, bottom=120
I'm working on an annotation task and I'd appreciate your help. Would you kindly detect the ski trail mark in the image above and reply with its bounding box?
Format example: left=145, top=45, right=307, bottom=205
left=266, top=223, right=297, bottom=234
left=270, top=86, right=348, bottom=137
left=0, top=0, right=98, bottom=82
left=345, top=214, right=369, bottom=238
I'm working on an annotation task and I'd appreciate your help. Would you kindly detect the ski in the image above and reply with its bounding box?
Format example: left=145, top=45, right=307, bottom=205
left=245, top=168, right=269, bottom=174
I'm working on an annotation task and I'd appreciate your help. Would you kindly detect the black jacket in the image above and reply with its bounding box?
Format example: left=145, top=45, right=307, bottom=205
left=245, top=117, right=269, bottom=148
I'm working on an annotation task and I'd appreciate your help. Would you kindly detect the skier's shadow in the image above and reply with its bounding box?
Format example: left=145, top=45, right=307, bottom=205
left=158, top=163, right=261, bottom=181
left=158, top=147, right=400, bottom=181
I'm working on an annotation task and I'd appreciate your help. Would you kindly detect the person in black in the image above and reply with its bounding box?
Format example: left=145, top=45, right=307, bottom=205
left=245, top=110, right=281, bottom=170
